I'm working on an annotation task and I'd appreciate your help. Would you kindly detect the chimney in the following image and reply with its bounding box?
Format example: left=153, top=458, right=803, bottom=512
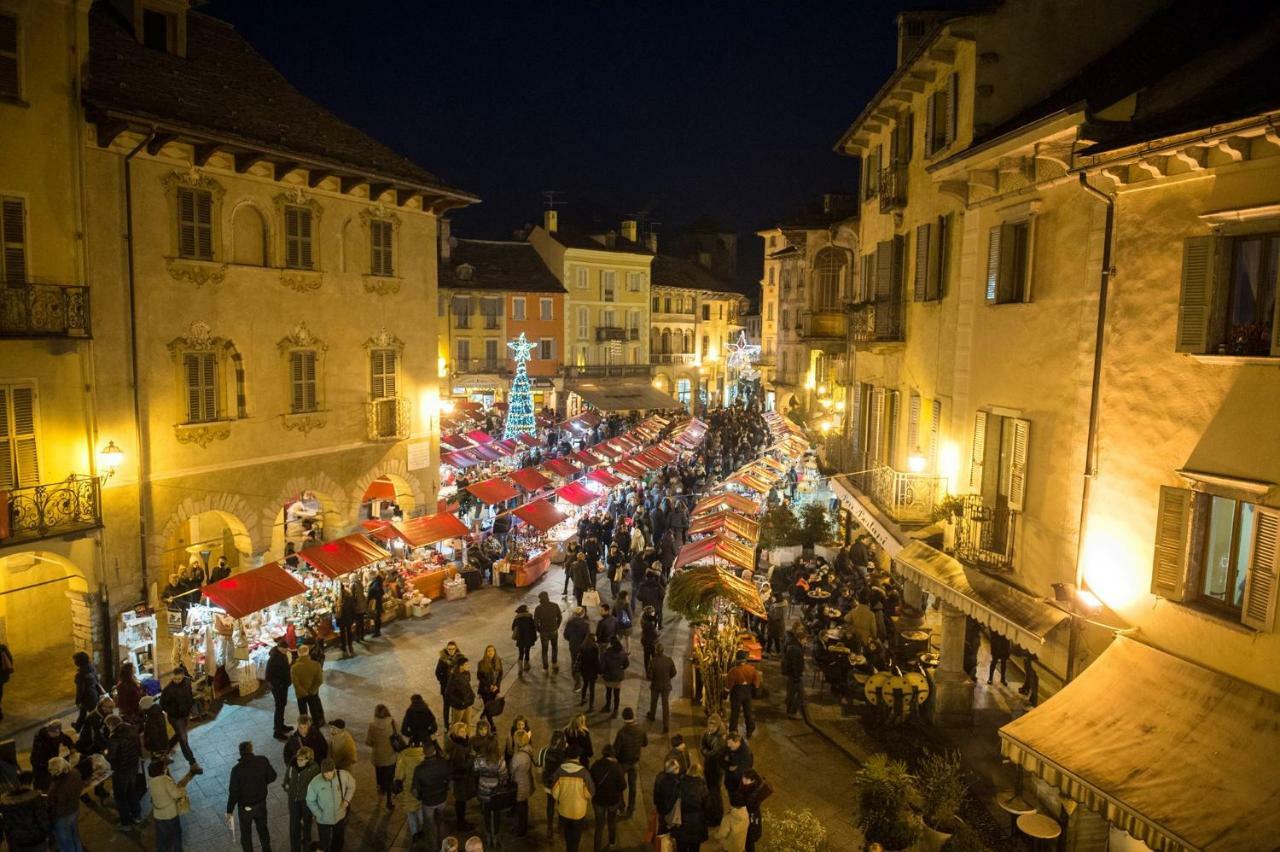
left=621, top=220, right=638, bottom=244
left=439, top=218, right=452, bottom=262
left=896, top=12, right=944, bottom=67
left=544, top=209, right=558, bottom=233
left=646, top=231, right=658, bottom=253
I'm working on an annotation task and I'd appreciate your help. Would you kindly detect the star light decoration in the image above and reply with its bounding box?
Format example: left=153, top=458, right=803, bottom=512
left=725, top=331, right=761, bottom=381
left=502, top=332, right=538, bottom=439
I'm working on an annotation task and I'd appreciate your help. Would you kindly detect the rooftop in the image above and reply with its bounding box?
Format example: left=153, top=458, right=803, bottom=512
left=546, top=225, right=654, bottom=256
left=651, top=255, right=742, bottom=297
left=441, top=240, right=565, bottom=294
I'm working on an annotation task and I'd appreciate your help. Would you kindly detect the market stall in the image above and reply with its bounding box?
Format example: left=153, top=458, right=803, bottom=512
left=375, top=512, right=471, bottom=599
left=692, top=491, right=762, bottom=518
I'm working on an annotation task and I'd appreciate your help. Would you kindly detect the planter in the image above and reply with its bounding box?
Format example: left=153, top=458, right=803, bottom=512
left=768, top=544, right=803, bottom=566
left=921, top=822, right=955, bottom=852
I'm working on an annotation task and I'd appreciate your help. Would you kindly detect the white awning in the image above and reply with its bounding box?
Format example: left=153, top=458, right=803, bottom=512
left=569, top=382, right=682, bottom=412
left=831, top=474, right=905, bottom=557
left=1000, top=636, right=1280, bottom=851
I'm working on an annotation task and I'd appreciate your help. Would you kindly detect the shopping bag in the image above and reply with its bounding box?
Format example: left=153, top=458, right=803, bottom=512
left=583, top=589, right=601, bottom=609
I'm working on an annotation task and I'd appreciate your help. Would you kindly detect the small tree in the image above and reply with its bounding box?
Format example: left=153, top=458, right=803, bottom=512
left=918, top=750, right=968, bottom=833
left=856, top=754, right=919, bottom=851
left=762, top=808, right=828, bottom=851
left=797, top=502, right=833, bottom=549
left=758, top=505, right=800, bottom=550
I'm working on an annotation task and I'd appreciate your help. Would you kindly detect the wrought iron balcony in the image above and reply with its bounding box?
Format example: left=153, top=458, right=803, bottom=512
left=953, top=493, right=1016, bottom=571
left=850, top=301, right=905, bottom=344
left=878, top=163, right=907, bottom=212
left=848, top=458, right=946, bottom=526
left=453, top=359, right=510, bottom=376
left=1, top=475, right=102, bottom=545
left=562, top=363, right=653, bottom=379
left=596, top=326, right=627, bottom=342
left=366, top=397, right=412, bottom=441
left=0, top=283, right=91, bottom=339
left=653, top=352, right=695, bottom=365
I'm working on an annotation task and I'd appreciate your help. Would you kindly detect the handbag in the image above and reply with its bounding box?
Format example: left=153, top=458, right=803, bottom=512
left=583, top=589, right=601, bottom=609
left=484, top=695, right=506, bottom=718
left=390, top=721, right=407, bottom=753
left=490, top=778, right=518, bottom=811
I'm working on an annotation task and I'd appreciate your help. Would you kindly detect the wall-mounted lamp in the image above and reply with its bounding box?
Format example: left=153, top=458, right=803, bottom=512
left=907, top=448, right=927, bottom=473
left=97, top=440, right=124, bottom=480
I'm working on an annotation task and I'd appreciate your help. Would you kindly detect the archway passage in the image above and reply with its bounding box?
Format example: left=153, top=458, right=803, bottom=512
left=0, top=551, right=91, bottom=734
left=360, top=475, right=417, bottom=522
left=160, top=509, right=253, bottom=592
left=267, top=490, right=342, bottom=561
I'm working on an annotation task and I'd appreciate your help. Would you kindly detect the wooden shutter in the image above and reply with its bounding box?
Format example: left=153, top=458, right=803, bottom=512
left=929, top=398, right=942, bottom=468
left=868, top=388, right=885, bottom=464
left=1242, top=507, right=1280, bottom=631
left=1, top=197, right=26, bottom=282
left=299, top=209, right=312, bottom=269
left=1151, top=486, right=1192, bottom=600
left=178, top=188, right=197, bottom=258
left=907, top=391, right=921, bottom=456
left=195, top=190, right=213, bottom=259
left=0, top=385, right=38, bottom=488
left=200, top=353, right=216, bottom=421
left=0, top=387, right=11, bottom=488
left=969, top=410, right=987, bottom=491
left=1176, top=236, right=1215, bottom=353
left=284, top=207, right=300, bottom=268
left=874, top=240, right=893, bottom=338
left=1006, top=417, right=1030, bottom=512
left=371, top=350, right=391, bottom=398
left=946, top=72, right=958, bottom=145
left=886, top=390, right=900, bottom=466
left=850, top=383, right=864, bottom=459
left=929, top=214, right=949, bottom=301
left=913, top=223, right=932, bottom=301
left=290, top=351, right=305, bottom=413
left=924, top=92, right=936, bottom=156
left=985, top=225, right=1002, bottom=302
left=997, top=223, right=1025, bottom=303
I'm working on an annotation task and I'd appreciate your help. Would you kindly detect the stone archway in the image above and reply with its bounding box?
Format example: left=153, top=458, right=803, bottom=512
left=352, top=459, right=426, bottom=523
left=261, top=473, right=348, bottom=562
left=152, top=494, right=259, bottom=584
left=652, top=372, right=672, bottom=393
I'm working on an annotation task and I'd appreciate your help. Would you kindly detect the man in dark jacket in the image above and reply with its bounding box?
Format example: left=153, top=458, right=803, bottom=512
left=226, top=741, right=277, bottom=852
left=647, top=643, right=677, bottom=734
left=160, top=668, right=199, bottom=769
left=589, top=745, right=626, bottom=852
left=445, top=658, right=476, bottom=727
left=636, top=569, right=666, bottom=629
left=265, top=640, right=294, bottom=741
left=563, top=607, right=590, bottom=690
left=612, top=708, right=648, bottom=817
left=595, top=603, right=617, bottom=646
left=139, top=696, right=170, bottom=758
left=0, top=771, right=50, bottom=851
left=367, top=571, right=385, bottom=637
left=781, top=627, right=807, bottom=719
left=533, top=591, right=563, bottom=673
left=283, top=715, right=328, bottom=766
left=105, top=716, right=143, bottom=829
left=435, top=641, right=461, bottom=723
left=411, top=741, right=452, bottom=850
left=720, top=733, right=753, bottom=795
left=570, top=557, right=594, bottom=608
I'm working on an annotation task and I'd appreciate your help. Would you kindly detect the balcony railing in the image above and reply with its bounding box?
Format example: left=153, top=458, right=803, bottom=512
left=366, top=397, right=412, bottom=441
left=453, top=359, right=509, bottom=376
left=878, top=163, right=907, bottom=212
left=596, top=326, right=627, bottom=342
left=1, top=474, right=102, bottom=545
left=562, top=363, right=653, bottom=379
left=0, top=283, right=91, bottom=338
left=849, top=457, right=945, bottom=526
left=954, top=493, right=1016, bottom=571
left=850, top=300, right=905, bottom=343
left=653, top=352, right=695, bottom=365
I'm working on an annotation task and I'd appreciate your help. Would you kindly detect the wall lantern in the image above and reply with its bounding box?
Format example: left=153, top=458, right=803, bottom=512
left=97, top=440, right=125, bottom=479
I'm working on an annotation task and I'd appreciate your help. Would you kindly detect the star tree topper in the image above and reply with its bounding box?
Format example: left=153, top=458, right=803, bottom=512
left=726, top=330, right=761, bottom=379
left=507, top=332, right=536, bottom=363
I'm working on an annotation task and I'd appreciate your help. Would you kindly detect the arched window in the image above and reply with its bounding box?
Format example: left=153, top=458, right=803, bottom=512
left=661, top=328, right=671, bottom=354
left=814, top=248, right=848, bottom=310
left=683, top=330, right=692, bottom=353
left=231, top=204, right=267, bottom=266
left=651, top=328, right=661, bottom=353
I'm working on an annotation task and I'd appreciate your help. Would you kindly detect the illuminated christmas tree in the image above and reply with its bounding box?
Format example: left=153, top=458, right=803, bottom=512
left=503, top=332, right=537, bottom=439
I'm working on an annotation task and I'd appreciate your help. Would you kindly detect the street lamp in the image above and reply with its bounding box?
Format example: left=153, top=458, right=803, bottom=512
left=907, top=448, right=927, bottom=473
left=97, top=440, right=124, bottom=479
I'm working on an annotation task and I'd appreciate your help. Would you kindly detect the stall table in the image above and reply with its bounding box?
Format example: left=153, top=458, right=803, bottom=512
left=515, top=548, right=552, bottom=587
left=406, top=564, right=460, bottom=600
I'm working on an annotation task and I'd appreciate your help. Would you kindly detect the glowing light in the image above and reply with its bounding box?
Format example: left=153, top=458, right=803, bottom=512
left=938, top=441, right=962, bottom=493
left=835, top=400, right=846, bottom=412
left=804, top=374, right=816, bottom=390
left=440, top=399, right=456, bottom=415
left=820, top=398, right=833, bottom=409
left=818, top=385, right=828, bottom=395
left=1076, top=589, right=1103, bottom=612
left=97, top=440, right=124, bottom=478
left=1081, top=527, right=1146, bottom=610
left=907, top=450, right=927, bottom=473
left=437, top=356, right=448, bottom=377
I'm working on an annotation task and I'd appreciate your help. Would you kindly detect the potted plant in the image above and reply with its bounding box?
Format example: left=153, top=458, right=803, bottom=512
left=943, top=823, right=993, bottom=852
left=796, top=502, right=833, bottom=556
left=917, top=750, right=968, bottom=851
left=759, top=505, right=802, bottom=565
left=856, top=754, right=919, bottom=852
left=761, top=807, right=828, bottom=851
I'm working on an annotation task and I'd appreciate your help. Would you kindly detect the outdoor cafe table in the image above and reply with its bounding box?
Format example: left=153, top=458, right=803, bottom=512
left=1017, top=813, right=1062, bottom=850
left=997, top=791, right=1037, bottom=834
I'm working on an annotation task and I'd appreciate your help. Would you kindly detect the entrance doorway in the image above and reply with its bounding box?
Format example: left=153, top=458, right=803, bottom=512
left=161, top=509, right=253, bottom=592
left=360, top=475, right=417, bottom=522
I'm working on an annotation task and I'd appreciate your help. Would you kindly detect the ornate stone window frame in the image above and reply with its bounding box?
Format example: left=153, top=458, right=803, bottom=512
left=162, top=169, right=228, bottom=285
left=360, top=204, right=403, bottom=295
left=277, top=322, right=329, bottom=433
left=272, top=186, right=324, bottom=273
left=165, top=320, right=243, bottom=446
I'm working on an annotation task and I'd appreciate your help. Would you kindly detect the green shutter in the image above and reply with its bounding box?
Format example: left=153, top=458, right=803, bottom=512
left=178, top=189, right=197, bottom=258
left=195, top=190, right=213, bottom=259
left=1151, top=486, right=1192, bottom=600
left=1176, top=236, right=1215, bottom=353
left=0, top=386, right=12, bottom=489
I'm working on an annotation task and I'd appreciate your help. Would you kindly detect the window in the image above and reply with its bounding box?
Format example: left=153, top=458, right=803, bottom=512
left=484, top=339, right=500, bottom=368
left=1151, top=486, right=1279, bottom=631
left=539, top=298, right=553, bottom=320
left=683, top=330, right=692, bottom=353
left=141, top=8, right=174, bottom=52
left=967, top=410, right=1029, bottom=558
left=455, top=339, right=470, bottom=366
left=452, top=295, right=472, bottom=329
left=652, top=296, right=660, bottom=312
left=929, top=399, right=943, bottom=469
left=767, top=303, right=774, bottom=321
left=627, top=271, right=643, bottom=292
left=701, top=304, right=710, bottom=321
left=863, top=147, right=881, bottom=200
left=701, top=334, right=709, bottom=356
left=627, top=309, right=640, bottom=338
left=907, top=390, right=921, bottom=459
left=512, top=297, right=527, bottom=321
left=985, top=221, right=1030, bottom=304
left=602, top=270, right=617, bottom=302
left=677, top=379, right=692, bottom=408
left=284, top=206, right=314, bottom=269
left=814, top=248, right=847, bottom=309
left=576, top=267, right=588, bottom=290
left=781, top=311, right=790, bottom=331
left=289, top=350, right=318, bottom=414
left=370, top=219, right=394, bottom=276
left=661, top=328, right=672, bottom=354
left=913, top=214, right=951, bottom=302
left=576, top=307, right=589, bottom=340
left=539, top=338, right=554, bottom=360
left=370, top=349, right=398, bottom=399
left=890, top=110, right=913, bottom=167
left=768, top=267, right=776, bottom=286
left=664, top=297, right=672, bottom=313
left=1177, top=233, right=1280, bottom=356
left=925, top=73, right=958, bottom=156
left=183, top=352, right=218, bottom=424
left=1, top=196, right=26, bottom=282
left=0, top=13, right=20, bottom=101
left=177, top=187, right=214, bottom=260
left=0, top=383, right=38, bottom=489
left=769, top=236, right=777, bottom=248
left=602, top=309, right=616, bottom=328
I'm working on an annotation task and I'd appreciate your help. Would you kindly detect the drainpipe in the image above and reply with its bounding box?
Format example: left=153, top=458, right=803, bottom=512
left=123, top=132, right=153, bottom=606
left=1068, top=171, right=1116, bottom=682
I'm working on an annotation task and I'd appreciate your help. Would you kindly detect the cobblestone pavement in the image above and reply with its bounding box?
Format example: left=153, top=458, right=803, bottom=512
left=68, top=563, right=862, bottom=851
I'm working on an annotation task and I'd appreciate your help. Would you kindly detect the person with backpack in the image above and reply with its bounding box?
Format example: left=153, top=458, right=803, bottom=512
left=472, top=731, right=510, bottom=850
left=511, top=605, right=538, bottom=673
left=589, top=744, right=625, bottom=852
left=533, top=592, right=563, bottom=674
left=139, top=696, right=171, bottom=758
left=536, top=730, right=568, bottom=836
left=600, top=638, right=630, bottom=719
left=550, top=747, right=595, bottom=852
left=283, top=745, right=321, bottom=852
left=614, top=590, right=634, bottom=650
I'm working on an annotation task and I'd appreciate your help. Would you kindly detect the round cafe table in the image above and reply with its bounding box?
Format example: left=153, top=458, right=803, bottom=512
left=996, top=791, right=1036, bottom=833
left=1017, top=812, right=1062, bottom=850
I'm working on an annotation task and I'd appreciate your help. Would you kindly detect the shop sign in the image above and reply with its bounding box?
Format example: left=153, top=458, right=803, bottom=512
left=407, top=441, right=432, bottom=471
left=832, top=478, right=902, bottom=556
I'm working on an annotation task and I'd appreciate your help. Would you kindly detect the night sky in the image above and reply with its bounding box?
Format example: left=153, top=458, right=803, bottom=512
left=202, top=0, right=926, bottom=285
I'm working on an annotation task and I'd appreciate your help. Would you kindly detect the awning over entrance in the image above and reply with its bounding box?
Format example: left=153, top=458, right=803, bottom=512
left=556, top=481, right=602, bottom=507
left=1000, top=636, right=1280, bottom=851
left=542, top=458, right=581, bottom=479
left=570, top=382, right=682, bottom=412
left=296, top=535, right=387, bottom=579
left=202, top=563, right=306, bottom=618
left=687, top=509, right=760, bottom=544
left=831, top=474, right=905, bottom=557
left=891, top=540, right=1067, bottom=649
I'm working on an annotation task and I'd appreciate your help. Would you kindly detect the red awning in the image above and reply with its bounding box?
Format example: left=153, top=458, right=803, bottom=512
left=471, top=445, right=505, bottom=461
left=467, top=477, right=521, bottom=505
left=513, top=499, right=569, bottom=532
left=647, top=446, right=677, bottom=465
left=627, top=452, right=661, bottom=470
left=611, top=435, right=640, bottom=452
left=496, top=438, right=520, bottom=453
left=591, top=442, right=622, bottom=460
left=692, top=492, right=762, bottom=517
left=562, top=415, right=593, bottom=432
left=543, top=458, right=580, bottom=478
left=556, top=481, right=602, bottom=506
left=297, top=536, right=386, bottom=579
left=442, top=450, right=481, bottom=469
left=363, top=478, right=398, bottom=501
left=509, top=467, right=553, bottom=491
left=673, top=534, right=755, bottom=571
left=466, top=429, right=495, bottom=444
left=613, top=459, right=650, bottom=478
left=572, top=450, right=602, bottom=468
left=587, top=469, right=623, bottom=488
left=202, top=563, right=306, bottom=619
left=458, top=401, right=484, bottom=413
left=441, top=434, right=473, bottom=450
left=578, top=410, right=602, bottom=427
left=492, top=402, right=509, bottom=411
left=518, top=433, right=541, bottom=448
left=487, top=442, right=516, bottom=458
left=394, top=512, right=470, bottom=547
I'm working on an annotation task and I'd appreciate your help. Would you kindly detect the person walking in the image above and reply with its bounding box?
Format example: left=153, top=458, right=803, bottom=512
left=351, top=578, right=368, bottom=643
left=283, top=745, right=320, bottom=852
left=988, top=631, right=1012, bottom=685
left=614, top=590, right=634, bottom=651
left=676, top=762, right=712, bottom=852
left=563, top=608, right=590, bottom=691
left=781, top=627, right=807, bottom=719
left=305, top=758, right=355, bottom=852
left=652, top=757, right=683, bottom=841
left=367, top=570, right=385, bottom=637
left=636, top=569, right=666, bottom=630
left=472, top=730, right=509, bottom=850
left=325, top=720, right=357, bottom=772
left=589, top=745, right=625, bottom=852
left=726, top=653, right=761, bottom=738
left=113, top=662, right=143, bottom=723
left=47, top=758, right=84, bottom=852
left=509, top=729, right=536, bottom=838
left=160, top=668, right=201, bottom=771
left=284, top=715, right=328, bottom=766
left=71, top=651, right=102, bottom=733
left=640, top=606, right=659, bottom=677
left=763, top=596, right=788, bottom=656
left=612, top=708, right=647, bottom=818
left=0, top=771, right=51, bottom=852
left=647, top=642, right=677, bottom=734
left=700, top=715, right=728, bottom=826
left=533, top=592, right=562, bottom=674
left=477, top=646, right=504, bottom=728
left=336, top=586, right=356, bottom=657
left=393, top=738, right=426, bottom=844
left=226, top=741, right=277, bottom=852
left=550, top=748, right=595, bottom=852
left=266, top=639, right=294, bottom=741
left=511, top=605, right=538, bottom=673
left=365, top=705, right=398, bottom=810
left=445, top=722, right=476, bottom=832
left=536, top=730, right=568, bottom=836
left=576, top=633, right=601, bottom=711
left=104, top=715, right=143, bottom=830
left=436, top=641, right=462, bottom=724
left=570, top=557, right=594, bottom=608
left=563, top=713, right=594, bottom=763
left=733, top=769, right=770, bottom=852
left=291, top=645, right=325, bottom=726
left=410, top=740, right=452, bottom=849
left=447, top=657, right=477, bottom=729
left=595, top=603, right=618, bottom=647
left=599, top=638, right=629, bottom=719
left=401, top=694, right=438, bottom=748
